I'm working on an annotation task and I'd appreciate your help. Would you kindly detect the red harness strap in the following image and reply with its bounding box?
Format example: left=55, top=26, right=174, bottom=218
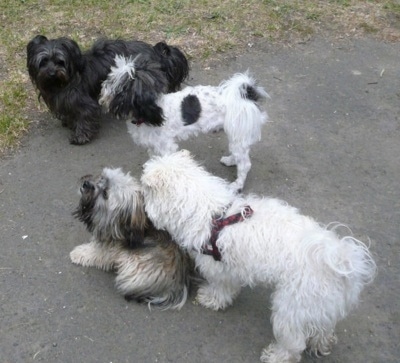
left=202, top=206, right=254, bottom=261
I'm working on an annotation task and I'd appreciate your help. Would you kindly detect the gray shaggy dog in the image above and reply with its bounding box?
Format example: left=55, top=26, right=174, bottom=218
left=70, top=167, right=193, bottom=310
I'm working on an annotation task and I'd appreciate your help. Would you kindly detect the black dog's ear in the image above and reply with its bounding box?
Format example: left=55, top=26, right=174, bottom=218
left=30, top=35, right=48, bottom=46
left=27, top=36, right=50, bottom=81
left=58, top=37, right=84, bottom=72
left=27, top=35, right=48, bottom=54
left=59, top=38, right=81, bottom=56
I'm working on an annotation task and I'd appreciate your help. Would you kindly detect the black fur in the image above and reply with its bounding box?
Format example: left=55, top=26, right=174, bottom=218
left=27, top=35, right=189, bottom=144
left=153, top=42, right=189, bottom=93
left=73, top=176, right=99, bottom=233
left=107, top=55, right=168, bottom=126
left=181, top=94, right=201, bottom=125
left=243, top=84, right=261, bottom=102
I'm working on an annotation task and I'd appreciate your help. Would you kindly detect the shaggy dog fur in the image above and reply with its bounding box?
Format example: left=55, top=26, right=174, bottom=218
left=99, top=55, right=269, bottom=191
left=27, top=35, right=189, bottom=144
left=70, top=167, right=192, bottom=309
left=140, top=150, right=376, bottom=362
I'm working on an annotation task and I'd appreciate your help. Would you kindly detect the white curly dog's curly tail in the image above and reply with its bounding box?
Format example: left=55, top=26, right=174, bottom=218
left=301, top=228, right=376, bottom=314
left=331, top=235, right=376, bottom=310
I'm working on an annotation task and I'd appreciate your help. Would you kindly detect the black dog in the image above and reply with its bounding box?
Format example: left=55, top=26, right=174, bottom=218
left=27, top=35, right=189, bottom=144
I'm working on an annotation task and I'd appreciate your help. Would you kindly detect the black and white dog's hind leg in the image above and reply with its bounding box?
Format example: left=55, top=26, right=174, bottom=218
left=219, top=72, right=270, bottom=192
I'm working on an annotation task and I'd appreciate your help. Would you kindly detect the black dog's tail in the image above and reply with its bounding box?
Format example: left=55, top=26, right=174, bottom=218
left=153, top=42, right=189, bottom=92
left=99, top=54, right=168, bottom=126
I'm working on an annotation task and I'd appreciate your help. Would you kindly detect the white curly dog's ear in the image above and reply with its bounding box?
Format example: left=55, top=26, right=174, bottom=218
left=141, top=150, right=194, bottom=190
left=141, top=160, right=167, bottom=190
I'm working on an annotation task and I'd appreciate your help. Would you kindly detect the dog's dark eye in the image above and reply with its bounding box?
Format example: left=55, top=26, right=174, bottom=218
left=57, top=60, right=65, bottom=67
left=39, top=57, right=48, bottom=68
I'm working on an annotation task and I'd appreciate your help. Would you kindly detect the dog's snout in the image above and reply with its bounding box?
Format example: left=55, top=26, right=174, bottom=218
left=82, top=180, right=93, bottom=190
left=47, top=66, right=57, bottom=77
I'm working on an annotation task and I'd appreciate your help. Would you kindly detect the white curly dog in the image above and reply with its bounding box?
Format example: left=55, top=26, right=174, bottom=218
left=140, top=150, right=376, bottom=363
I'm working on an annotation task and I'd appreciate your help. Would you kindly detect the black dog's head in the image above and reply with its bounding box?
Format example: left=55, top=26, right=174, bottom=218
left=27, top=35, right=84, bottom=92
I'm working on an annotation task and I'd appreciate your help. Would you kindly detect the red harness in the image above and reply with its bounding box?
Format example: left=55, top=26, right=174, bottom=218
left=202, top=206, right=254, bottom=261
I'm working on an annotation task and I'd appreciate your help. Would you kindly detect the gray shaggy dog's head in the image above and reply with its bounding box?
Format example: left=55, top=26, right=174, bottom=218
left=73, top=168, right=147, bottom=248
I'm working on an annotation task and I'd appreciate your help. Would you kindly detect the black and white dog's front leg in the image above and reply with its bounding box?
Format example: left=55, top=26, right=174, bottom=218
left=221, top=145, right=251, bottom=193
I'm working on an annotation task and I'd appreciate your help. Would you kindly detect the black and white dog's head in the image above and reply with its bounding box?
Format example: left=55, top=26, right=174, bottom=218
left=100, top=54, right=171, bottom=126
left=73, top=168, right=147, bottom=249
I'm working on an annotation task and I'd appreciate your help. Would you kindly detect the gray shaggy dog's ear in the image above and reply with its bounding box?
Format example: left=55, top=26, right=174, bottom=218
left=123, top=193, right=147, bottom=249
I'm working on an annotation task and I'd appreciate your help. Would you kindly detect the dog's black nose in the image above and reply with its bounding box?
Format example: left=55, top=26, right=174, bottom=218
left=82, top=180, right=92, bottom=189
left=47, top=66, right=56, bottom=77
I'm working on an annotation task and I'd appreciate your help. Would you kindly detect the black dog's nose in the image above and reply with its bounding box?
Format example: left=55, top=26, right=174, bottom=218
left=82, top=180, right=92, bottom=189
left=47, top=66, right=56, bottom=77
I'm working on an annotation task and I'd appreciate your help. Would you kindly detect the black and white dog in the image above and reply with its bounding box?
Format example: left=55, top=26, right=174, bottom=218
left=100, top=55, right=269, bottom=191
left=27, top=35, right=189, bottom=144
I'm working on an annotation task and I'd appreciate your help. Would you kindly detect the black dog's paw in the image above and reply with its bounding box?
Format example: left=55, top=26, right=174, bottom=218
left=69, top=131, right=93, bottom=145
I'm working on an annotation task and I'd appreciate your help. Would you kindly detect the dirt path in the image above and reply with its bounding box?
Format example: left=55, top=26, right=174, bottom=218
left=1, top=37, right=399, bottom=362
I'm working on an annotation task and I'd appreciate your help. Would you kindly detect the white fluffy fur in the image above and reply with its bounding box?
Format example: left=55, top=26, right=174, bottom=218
left=100, top=56, right=269, bottom=191
left=141, top=150, right=377, bottom=363
left=100, top=55, right=137, bottom=97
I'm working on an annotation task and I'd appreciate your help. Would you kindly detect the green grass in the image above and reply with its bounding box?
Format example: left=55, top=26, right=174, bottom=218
left=0, top=79, right=29, bottom=153
left=0, top=0, right=399, bottom=154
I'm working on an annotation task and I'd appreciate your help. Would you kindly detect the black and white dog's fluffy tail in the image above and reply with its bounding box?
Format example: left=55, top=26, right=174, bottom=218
left=218, top=72, right=269, bottom=146
left=213, top=72, right=269, bottom=191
